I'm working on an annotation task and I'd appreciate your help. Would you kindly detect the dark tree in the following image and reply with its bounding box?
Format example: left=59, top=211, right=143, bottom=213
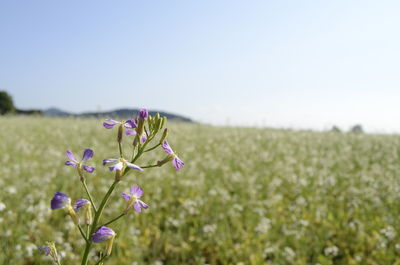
left=0, top=90, right=15, bottom=115
left=350, top=124, right=364, bottom=134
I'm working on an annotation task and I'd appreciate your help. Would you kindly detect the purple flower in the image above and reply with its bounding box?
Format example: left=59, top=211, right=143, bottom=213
left=103, top=158, right=143, bottom=172
left=65, top=149, right=95, bottom=173
left=92, top=226, right=116, bottom=243
left=159, top=140, right=184, bottom=171
left=122, top=185, right=149, bottom=213
left=38, top=245, right=50, bottom=256
left=50, top=192, right=79, bottom=224
left=74, top=199, right=90, bottom=212
left=51, top=192, right=71, bottom=210
left=138, top=108, right=149, bottom=120
left=92, top=226, right=116, bottom=256
left=103, top=119, right=137, bottom=135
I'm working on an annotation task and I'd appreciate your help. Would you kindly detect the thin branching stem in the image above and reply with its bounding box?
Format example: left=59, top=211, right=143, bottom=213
left=144, top=143, right=161, bottom=153
left=82, top=179, right=97, bottom=213
left=100, top=213, right=126, bottom=227
left=140, top=164, right=158, bottom=169
left=78, top=225, right=89, bottom=244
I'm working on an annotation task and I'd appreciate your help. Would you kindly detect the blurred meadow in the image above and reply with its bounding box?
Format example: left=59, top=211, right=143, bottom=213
left=1, top=116, right=400, bottom=265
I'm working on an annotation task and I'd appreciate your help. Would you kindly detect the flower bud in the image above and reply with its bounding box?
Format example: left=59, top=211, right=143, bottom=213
left=157, top=154, right=175, bottom=167
left=159, top=128, right=168, bottom=144
left=160, top=117, right=167, bottom=129
left=136, top=109, right=148, bottom=136
left=117, top=124, right=124, bottom=143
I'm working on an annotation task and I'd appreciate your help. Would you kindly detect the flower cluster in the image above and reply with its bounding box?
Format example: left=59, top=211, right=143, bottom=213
left=39, top=108, right=184, bottom=264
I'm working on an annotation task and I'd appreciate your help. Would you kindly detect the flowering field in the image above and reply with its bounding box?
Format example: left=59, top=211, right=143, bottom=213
left=1, top=116, right=400, bottom=265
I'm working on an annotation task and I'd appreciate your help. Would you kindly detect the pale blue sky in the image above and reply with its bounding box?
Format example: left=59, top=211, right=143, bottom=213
left=1, top=0, right=400, bottom=132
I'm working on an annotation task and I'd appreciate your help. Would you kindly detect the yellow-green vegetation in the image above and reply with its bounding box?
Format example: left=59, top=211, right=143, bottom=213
left=1, top=116, right=400, bottom=265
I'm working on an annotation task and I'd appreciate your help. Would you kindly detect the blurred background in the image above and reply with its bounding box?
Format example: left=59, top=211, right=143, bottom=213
left=2, top=1, right=400, bottom=265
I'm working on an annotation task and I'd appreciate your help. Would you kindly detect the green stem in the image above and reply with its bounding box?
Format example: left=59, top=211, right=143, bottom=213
left=118, top=141, right=123, bottom=157
left=78, top=225, right=89, bottom=244
left=144, top=143, right=161, bottom=153
left=82, top=179, right=98, bottom=213
left=101, top=213, right=126, bottom=227
left=94, top=255, right=107, bottom=265
left=140, top=164, right=158, bottom=169
left=81, top=180, right=120, bottom=265
left=55, top=255, right=62, bottom=265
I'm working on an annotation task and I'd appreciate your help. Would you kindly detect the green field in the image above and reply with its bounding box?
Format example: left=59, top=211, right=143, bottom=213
left=1, top=116, right=400, bottom=265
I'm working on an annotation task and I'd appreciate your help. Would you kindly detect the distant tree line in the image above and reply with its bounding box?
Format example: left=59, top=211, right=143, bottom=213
left=0, top=90, right=42, bottom=115
left=330, top=124, right=364, bottom=134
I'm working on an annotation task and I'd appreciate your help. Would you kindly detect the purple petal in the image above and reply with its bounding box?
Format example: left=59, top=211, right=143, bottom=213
left=74, top=199, right=90, bottom=212
left=138, top=109, right=148, bottom=120
left=133, top=202, right=142, bottom=212
left=173, top=157, right=185, bottom=171
left=102, top=158, right=119, bottom=165
left=109, top=161, right=123, bottom=171
left=103, top=122, right=117, bottom=129
left=125, top=129, right=136, bottom=136
left=51, top=192, right=70, bottom=210
left=92, top=226, right=115, bottom=243
left=124, top=120, right=137, bottom=129
left=130, top=186, right=144, bottom=198
left=138, top=200, right=149, bottom=209
left=141, top=134, right=147, bottom=143
left=65, top=161, right=78, bottom=167
left=66, top=150, right=77, bottom=161
left=121, top=192, right=131, bottom=201
left=162, top=140, right=174, bottom=154
left=126, top=162, right=143, bottom=172
left=38, top=246, right=50, bottom=256
left=103, top=119, right=120, bottom=129
left=82, top=149, right=94, bottom=161
left=83, top=165, right=95, bottom=173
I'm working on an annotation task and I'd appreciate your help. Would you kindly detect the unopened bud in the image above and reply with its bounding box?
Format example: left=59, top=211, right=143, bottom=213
left=160, top=117, right=167, bottom=129
left=159, top=128, right=168, bottom=144
left=117, top=124, right=123, bottom=143
left=157, top=154, right=175, bottom=167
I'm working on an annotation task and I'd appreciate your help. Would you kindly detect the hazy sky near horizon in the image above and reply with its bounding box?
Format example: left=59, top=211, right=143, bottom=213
left=1, top=0, right=400, bottom=132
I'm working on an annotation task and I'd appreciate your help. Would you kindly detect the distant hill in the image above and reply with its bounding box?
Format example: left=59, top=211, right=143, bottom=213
left=44, top=107, right=70, bottom=116
left=43, top=107, right=193, bottom=122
